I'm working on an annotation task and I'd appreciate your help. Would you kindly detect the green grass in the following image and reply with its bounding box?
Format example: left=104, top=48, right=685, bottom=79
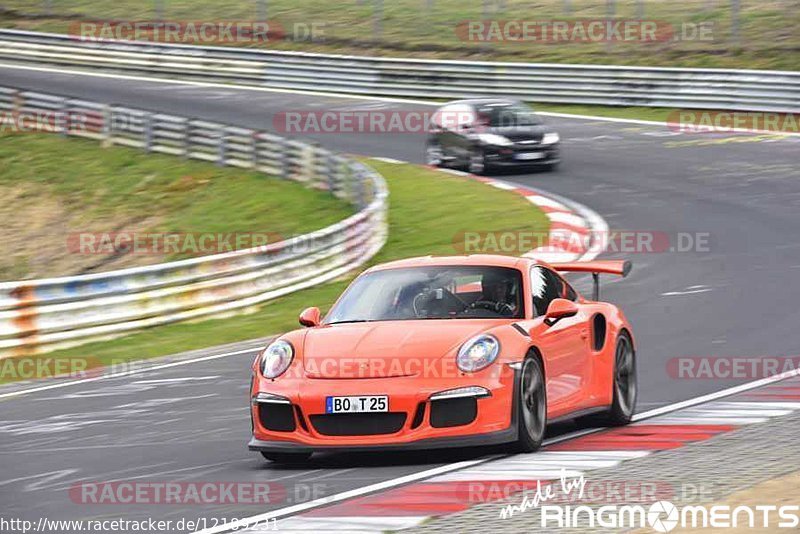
left=0, top=132, right=352, bottom=279
left=1, top=0, right=797, bottom=70
left=1, top=160, right=549, bottom=383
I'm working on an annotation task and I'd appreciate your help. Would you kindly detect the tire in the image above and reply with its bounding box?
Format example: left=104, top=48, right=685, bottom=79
left=581, top=332, right=637, bottom=427
left=260, top=451, right=312, bottom=464
left=512, top=356, right=547, bottom=453
left=468, top=147, right=489, bottom=175
left=542, top=162, right=559, bottom=172
left=425, top=141, right=443, bottom=167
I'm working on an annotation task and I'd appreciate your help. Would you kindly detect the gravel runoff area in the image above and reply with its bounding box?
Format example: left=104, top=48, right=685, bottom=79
left=401, top=402, right=800, bottom=533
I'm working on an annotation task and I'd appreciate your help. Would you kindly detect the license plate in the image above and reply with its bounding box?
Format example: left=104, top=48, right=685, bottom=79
left=515, top=152, right=545, bottom=160
left=326, top=395, right=388, bottom=414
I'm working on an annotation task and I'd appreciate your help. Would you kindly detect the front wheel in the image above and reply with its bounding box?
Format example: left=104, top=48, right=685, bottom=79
left=425, top=141, right=444, bottom=167
left=541, top=161, right=559, bottom=172
left=512, top=356, right=547, bottom=452
left=260, top=451, right=312, bottom=464
left=468, top=147, right=488, bottom=175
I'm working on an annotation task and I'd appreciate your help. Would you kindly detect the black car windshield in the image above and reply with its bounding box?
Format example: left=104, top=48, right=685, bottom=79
left=325, top=266, right=524, bottom=323
left=477, top=103, right=542, bottom=128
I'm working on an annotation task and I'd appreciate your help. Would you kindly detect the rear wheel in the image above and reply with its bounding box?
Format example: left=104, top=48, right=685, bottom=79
left=513, top=356, right=547, bottom=452
left=581, top=332, right=637, bottom=427
left=260, top=451, right=312, bottom=464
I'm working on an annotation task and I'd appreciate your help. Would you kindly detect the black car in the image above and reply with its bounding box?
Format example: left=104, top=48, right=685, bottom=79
left=425, top=99, right=560, bottom=174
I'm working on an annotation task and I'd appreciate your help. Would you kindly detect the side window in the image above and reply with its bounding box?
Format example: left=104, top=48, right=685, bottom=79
left=433, top=104, right=475, bottom=131
left=531, top=266, right=563, bottom=317
left=562, top=278, right=578, bottom=302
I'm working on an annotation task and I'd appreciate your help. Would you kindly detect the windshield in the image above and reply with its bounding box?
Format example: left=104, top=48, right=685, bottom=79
left=325, top=266, right=524, bottom=323
left=477, top=103, right=542, bottom=128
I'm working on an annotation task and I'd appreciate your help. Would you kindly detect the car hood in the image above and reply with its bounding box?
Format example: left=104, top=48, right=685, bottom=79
left=302, top=320, right=502, bottom=378
left=486, top=125, right=551, bottom=143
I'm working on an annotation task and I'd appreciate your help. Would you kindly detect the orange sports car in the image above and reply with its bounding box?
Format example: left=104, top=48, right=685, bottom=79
left=249, top=255, right=637, bottom=463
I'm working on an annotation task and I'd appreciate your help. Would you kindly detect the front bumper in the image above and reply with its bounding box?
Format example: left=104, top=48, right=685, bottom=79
left=250, top=364, right=520, bottom=452
left=484, top=143, right=560, bottom=167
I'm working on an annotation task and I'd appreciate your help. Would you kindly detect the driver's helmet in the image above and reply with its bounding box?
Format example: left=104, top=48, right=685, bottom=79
left=481, top=270, right=515, bottom=303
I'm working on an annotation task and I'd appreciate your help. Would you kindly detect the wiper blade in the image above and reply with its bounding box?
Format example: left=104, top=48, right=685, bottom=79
left=326, top=319, right=372, bottom=325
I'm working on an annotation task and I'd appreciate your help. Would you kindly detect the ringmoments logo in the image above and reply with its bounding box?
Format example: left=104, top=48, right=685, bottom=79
left=539, top=501, right=800, bottom=531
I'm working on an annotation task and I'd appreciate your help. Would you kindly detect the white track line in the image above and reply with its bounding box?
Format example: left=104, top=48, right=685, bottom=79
left=0, top=347, right=258, bottom=400
left=193, top=368, right=800, bottom=534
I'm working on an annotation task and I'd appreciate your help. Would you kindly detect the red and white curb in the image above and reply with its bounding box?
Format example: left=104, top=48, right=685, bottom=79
left=469, top=174, right=606, bottom=263
left=257, top=376, right=800, bottom=533
left=372, top=158, right=608, bottom=263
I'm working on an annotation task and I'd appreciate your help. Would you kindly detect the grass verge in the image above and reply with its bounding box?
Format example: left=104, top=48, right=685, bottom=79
left=0, top=132, right=352, bottom=279
left=0, top=160, right=549, bottom=384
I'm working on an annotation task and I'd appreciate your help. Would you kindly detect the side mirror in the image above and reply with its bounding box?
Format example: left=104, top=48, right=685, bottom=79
left=299, top=307, right=321, bottom=327
left=544, top=298, right=578, bottom=324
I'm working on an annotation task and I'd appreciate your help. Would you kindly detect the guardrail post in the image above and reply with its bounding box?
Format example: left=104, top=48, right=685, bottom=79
left=252, top=131, right=260, bottom=169
left=280, top=137, right=291, bottom=179
left=102, top=104, right=113, bottom=147
left=183, top=119, right=192, bottom=159
left=308, top=142, right=321, bottom=187
left=373, top=0, right=383, bottom=41
left=357, top=168, right=367, bottom=210
left=217, top=127, right=227, bottom=166
left=58, top=98, right=70, bottom=137
left=143, top=112, right=153, bottom=152
left=731, top=0, right=741, bottom=46
left=327, top=153, right=338, bottom=194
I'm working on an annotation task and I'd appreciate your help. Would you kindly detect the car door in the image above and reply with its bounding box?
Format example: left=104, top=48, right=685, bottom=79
left=528, top=266, right=594, bottom=417
left=436, top=103, right=475, bottom=165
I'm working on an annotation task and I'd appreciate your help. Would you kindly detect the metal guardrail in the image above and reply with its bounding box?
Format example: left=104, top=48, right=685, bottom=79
left=0, top=85, right=388, bottom=357
left=0, top=29, right=798, bottom=112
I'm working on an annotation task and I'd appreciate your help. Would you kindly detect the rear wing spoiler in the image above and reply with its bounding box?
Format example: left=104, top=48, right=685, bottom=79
left=551, top=260, right=632, bottom=301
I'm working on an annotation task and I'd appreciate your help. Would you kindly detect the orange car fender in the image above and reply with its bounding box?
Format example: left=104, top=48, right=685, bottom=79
left=582, top=303, right=635, bottom=406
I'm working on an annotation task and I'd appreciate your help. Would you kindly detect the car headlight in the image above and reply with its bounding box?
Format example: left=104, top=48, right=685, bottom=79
left=457, top=334, right=500, bottom=372
left=542, top=132, right=560, bottom=145
left=477, top=133, right=513, bottom=147
left=260, top=340, right=294, bottom=378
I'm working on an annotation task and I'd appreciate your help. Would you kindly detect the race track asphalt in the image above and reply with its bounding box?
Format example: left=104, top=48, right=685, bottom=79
left=1, top=65, right=799, bottom=532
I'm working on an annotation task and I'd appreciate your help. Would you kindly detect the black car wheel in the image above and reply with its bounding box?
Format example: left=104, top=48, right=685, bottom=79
left=608, top=332, right=637, bottom=424
left=579, top=332, right=637, bottom=427
left=542, top=161, right=559, bottom=172
left=468, top=147, right=488, bottom=175
left=260, top=451, right=312, bottom=464
left=513, top=356, right=547, bottom=452
left=425, top=141, right=443, bottom=167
